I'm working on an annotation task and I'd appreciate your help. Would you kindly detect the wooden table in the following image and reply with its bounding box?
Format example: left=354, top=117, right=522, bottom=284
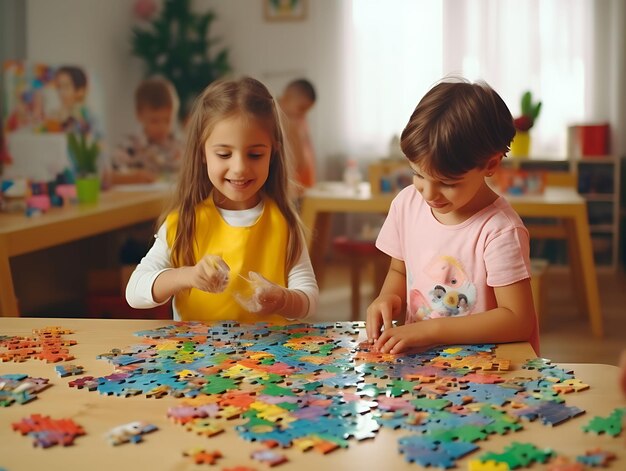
left=0, top=317, right=623, bottom=471
left=0, top=189, right=169, bottom=317
left=300, top=182, right=603, bottom=337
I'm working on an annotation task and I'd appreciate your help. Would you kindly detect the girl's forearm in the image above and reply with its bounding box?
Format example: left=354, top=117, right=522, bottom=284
left=152, top=267, right=192, bottom=303
left=276, top=288, right=310, bottom=319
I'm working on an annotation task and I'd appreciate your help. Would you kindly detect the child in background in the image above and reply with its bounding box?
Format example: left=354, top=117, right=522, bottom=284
left=278, top=79, right=317, bottom=192
left=52, top=66, right=92, bottom=134
left=126, top=77, right=319, bottom=322
left=111, top=77, right=184, bottom=184
left=366, top=78, right=539, bottom=355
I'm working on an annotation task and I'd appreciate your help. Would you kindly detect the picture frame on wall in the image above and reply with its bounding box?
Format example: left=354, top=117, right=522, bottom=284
left=264, top=0, right=307, bottom=21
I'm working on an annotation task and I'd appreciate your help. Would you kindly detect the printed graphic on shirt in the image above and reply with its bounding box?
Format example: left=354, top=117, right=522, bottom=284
left=406, top=255, right=476, bottom=323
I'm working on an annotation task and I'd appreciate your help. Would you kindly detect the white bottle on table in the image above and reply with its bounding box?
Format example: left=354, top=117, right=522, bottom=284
left=343, top=158, right=362, bottom=194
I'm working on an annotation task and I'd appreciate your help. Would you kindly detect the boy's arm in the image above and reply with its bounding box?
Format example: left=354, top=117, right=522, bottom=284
left=374, top=278, right=536, bottom=354
left=366, top=257, right=407, bottom=341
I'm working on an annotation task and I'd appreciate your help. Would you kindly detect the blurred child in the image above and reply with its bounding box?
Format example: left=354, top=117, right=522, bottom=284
left=278, top=79, right=317, bottom=191
left=366, top=78, right=539, bottom=355
left=111, top=77, right=184, bottom=184
left=52, top=65, right=92, bottom=134
left=126, top=77, right=318, bottom=321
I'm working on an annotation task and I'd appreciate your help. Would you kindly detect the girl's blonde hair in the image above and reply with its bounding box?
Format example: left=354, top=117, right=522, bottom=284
left=159, top=76, right=306, bottom=272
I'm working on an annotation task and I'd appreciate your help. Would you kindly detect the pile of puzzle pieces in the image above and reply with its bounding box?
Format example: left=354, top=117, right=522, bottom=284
left=12, top=413, right=85, bottom=448
left=53, top=321, right=621, bottom=468
left=0, top=327, right=76, bottom=363
left=0, top=373, right=51, bottom=406
left=3, top=322, right=618, bottom=466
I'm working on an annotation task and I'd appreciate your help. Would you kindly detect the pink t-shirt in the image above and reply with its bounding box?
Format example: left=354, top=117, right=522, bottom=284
left=376, top=185, right=539, bottom=354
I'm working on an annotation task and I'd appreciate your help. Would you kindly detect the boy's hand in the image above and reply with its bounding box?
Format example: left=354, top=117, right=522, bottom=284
left=366, top=294, right=402, bottom=344
left=233, top=271, right=286, bottom=315
left=373, top=322, right=436, bottom=355
left=189, top=255, right=230, bottom=293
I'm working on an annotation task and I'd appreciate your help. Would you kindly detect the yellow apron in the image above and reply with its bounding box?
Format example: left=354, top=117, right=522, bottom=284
left=166, top=196, right=288, bottom=323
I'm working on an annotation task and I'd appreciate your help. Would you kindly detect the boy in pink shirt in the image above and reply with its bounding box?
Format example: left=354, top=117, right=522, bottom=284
left=366, top=78, right=539, bottom=355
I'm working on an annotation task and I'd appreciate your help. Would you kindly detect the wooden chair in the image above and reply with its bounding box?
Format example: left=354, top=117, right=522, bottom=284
left=525, top=171, right=577, bottom=240
left=332, top=236, right=389, bottom=321
left=525, top=171, right=576, bottom=319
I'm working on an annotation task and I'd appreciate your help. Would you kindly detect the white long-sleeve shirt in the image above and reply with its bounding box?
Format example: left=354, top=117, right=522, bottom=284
left=126, top=200, right=319, bottom=320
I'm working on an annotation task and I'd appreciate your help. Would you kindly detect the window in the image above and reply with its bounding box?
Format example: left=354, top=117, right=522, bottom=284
left=339, top=0, right=598, bottom=158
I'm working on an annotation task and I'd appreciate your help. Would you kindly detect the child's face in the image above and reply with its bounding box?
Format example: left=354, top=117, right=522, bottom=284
left=409, top=158, right=497, bottom=223
left=204, top=114, right=272, bottom=210
left=137, top=106, right=174, bottom=144
left=55, top=73, right=85, bottom=108
left=281, top=92, right=314, bottom=120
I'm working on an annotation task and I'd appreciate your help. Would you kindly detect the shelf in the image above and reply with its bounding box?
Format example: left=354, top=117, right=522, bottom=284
left=574, top=156, right=616, bottom=164
left=514, top=155, right=622, bottom=270
left=582, top=194, right=614, bottom=202
left=590, top=225, right=616, bottom=233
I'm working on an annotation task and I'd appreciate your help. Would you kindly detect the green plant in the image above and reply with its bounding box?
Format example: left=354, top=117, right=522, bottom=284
left=131, top=0, right=232, bottom=120
left=68, top=132, right=99, bottom=177
left=514, top=91, right=542, bottom=131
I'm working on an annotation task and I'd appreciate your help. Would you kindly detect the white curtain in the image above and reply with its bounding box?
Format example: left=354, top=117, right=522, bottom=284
left=339, top=0, right=620, bottom=159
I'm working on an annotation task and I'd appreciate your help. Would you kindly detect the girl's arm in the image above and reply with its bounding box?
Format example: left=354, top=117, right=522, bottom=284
left=283, top=246, right=319, bottom=318
left=125, top=225, right=172, bottom=308
left=242, top=245, right=319, bottom=319
left=152, top=255, right=229, bottom=303
left=374, top=278, right=536, bottom=354
left=126, top=225, right=229, bottom=307
left=366, top=257, right=407, bottom=342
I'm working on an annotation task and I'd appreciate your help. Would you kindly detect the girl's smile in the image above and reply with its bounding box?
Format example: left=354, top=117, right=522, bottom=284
left=204, top=114, right=272, bottom=210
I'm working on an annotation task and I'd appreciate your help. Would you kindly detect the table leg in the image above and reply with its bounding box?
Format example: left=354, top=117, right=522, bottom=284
left=310, top=214, right=331, bottom=288
left=0, top=245, right=19, bottom=317
left=564, top=219, right=588, bottom=317
left=299, top=200, right=331, bottom=288
left=572, top=211, right=603, bottom=337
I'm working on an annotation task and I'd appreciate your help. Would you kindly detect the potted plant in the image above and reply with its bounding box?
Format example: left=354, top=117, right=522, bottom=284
left=131, top=0, right=232, bottom=120
left=68, top=132, right=100, bottom=204
left=510, top=91, right=542, bottom=158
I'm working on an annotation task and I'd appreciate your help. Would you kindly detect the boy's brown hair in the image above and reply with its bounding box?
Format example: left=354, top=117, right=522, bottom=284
left=400, top=78, right=515, bottom=179
left=135, top=77, right=180, bottom=114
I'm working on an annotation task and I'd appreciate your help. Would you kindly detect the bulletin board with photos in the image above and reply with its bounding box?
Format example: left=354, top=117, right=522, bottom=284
left=2, top=61, right=103, bottom=182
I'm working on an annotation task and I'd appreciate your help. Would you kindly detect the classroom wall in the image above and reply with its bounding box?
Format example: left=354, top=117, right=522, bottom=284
left=26, top=0, right=345, bottom=178
left=23, top=0, right=626, bottom=175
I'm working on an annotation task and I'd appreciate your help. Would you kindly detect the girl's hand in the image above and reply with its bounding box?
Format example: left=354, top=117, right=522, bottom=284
left=189, top=255, right=230, bottom=293
left=233, top=271, right=286, bottom=315
left=366, top=294, right=402, bottom=344
left=373, top=321, right=436, bottom=354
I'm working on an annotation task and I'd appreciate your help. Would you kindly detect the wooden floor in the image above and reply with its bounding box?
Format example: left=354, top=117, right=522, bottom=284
left=312, top=262, right=626, bottom=366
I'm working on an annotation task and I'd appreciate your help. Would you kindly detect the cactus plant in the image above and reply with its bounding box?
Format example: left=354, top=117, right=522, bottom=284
left=514, top=91, right=542, bottom=131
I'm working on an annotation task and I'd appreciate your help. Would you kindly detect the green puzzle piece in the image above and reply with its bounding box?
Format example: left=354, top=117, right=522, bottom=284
left=481, top=442, right=553, bottom=469
left=583, top=407, right=625, bottom=437
left=201, top=374, right=239, bottom=394
left=411, top=397, right=451, bottom=411
left=262, top=383, right=297, bottom=397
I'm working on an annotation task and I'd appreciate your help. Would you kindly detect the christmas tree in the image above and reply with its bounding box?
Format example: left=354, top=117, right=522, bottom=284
left=131, top=0, right=231, bottom=119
